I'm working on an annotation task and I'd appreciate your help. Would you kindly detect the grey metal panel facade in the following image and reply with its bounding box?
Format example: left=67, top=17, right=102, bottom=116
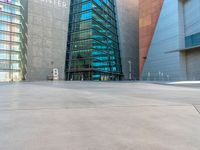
left=116, top=0, right=139, bottom=80
left=142, top=0, right=186, bottom=81
left=184, top=0, right=200, bottom=81
left=142, top=0, right=200, bottom=81
left=27, top=0, right=70, bottom=81
left=186, top=48, right=200, bottom=80
left=184, top=0, right=200, bottom=36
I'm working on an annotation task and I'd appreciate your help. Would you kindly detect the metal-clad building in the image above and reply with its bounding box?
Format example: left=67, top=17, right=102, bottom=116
left=140, top=0, right=200, bottom=81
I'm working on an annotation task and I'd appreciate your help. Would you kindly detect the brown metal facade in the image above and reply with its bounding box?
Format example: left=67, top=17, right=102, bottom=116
left=139, top=0, right=163, bottom=77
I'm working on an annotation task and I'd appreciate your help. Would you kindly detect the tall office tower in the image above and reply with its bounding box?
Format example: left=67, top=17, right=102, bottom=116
left=0, top=0, right=138, bottom=81
left=140, top=0, right=200, bottom=81
left=66, top=0, right=122, bottom=81
left=0, top=0, right=27, bottom=81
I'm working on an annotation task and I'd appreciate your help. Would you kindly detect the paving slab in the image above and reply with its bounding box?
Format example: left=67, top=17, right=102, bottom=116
left=194, top=105, right=200, bottom=113
left=0, top=106, right=200, bottom=150
left=0, top=81, right=200, bottom=110
left=0, top=81, right=200, bottom=150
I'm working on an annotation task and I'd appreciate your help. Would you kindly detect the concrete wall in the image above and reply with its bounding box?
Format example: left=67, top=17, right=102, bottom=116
left=116, top=0, right=139, bottom=80
left=27, top=0, right=70, bottom=81
left=186, top=48, right=200, bottom=80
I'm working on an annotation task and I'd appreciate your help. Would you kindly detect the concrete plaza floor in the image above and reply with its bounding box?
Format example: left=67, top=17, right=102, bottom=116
left=0, top=81, right=200, bottom=150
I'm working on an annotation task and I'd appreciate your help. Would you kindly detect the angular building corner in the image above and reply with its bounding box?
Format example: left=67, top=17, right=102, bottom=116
left=139, top=0, right=163, bottom=78
left=140, top=0, right=200, bottom=81
left=66, top=0, right=123, bottom=81
left=66, top=0, right=138, bottom=80
left=65, top=0, right=139, bottom=81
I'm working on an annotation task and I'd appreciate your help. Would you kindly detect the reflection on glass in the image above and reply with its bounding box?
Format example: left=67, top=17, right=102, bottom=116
left=0, top=0, right=26, bottom=81
left=66, top=0, right=122, bottom=81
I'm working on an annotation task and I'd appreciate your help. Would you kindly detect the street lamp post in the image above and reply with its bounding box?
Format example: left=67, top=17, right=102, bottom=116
left=128, top=60, right=132, bottom=80
left=50, top=61, right=54, bottom=80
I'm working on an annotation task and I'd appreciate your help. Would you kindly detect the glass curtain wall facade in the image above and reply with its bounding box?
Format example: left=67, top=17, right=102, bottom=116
left=66, top=0, right=122, bottom=81
left=0, top=0, right=27, bottom=81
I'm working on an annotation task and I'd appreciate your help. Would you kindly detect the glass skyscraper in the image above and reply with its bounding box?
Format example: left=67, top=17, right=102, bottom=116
left=0, top=0, right=27, bottom=81
left=66, top=0, right=122, bottom=81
